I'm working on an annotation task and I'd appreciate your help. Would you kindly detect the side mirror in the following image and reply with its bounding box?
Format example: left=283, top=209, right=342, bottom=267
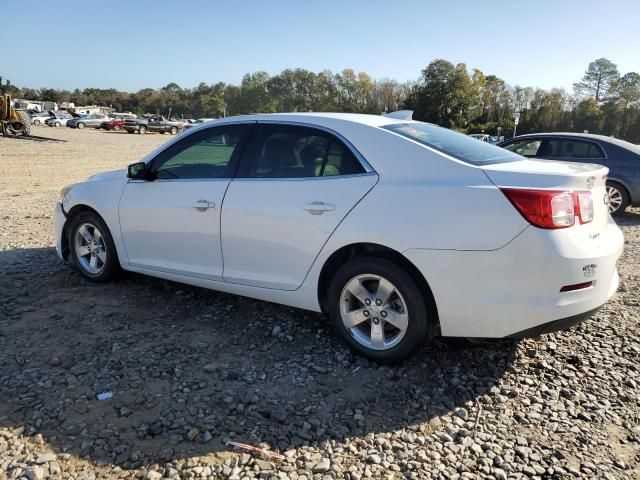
left=127, top=161, right=151, bottom=180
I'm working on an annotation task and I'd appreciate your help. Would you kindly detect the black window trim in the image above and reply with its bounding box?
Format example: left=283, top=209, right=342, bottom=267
left=234, top=120, right=375, bottom=180
left=133, top=122, right=255, bottom=182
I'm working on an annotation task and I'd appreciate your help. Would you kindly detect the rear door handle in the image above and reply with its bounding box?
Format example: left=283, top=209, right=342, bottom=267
left=191, top=199, right=216, bottom=211
left=303, top=201, right=335, bottom=215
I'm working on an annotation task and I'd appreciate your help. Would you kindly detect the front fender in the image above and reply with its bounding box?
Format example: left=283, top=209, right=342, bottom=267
left=62, top=178, right=129, bottom=265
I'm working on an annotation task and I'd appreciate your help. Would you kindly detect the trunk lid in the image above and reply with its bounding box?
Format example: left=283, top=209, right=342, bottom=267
left=482, top=159, right=610, bottom=232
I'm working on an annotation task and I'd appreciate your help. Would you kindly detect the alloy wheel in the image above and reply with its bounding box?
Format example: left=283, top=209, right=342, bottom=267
left=74, top=223, right=107, bottom=275
left=607, top=185, right=623, bottom=214
left=339, top=274, right=409, bottom=351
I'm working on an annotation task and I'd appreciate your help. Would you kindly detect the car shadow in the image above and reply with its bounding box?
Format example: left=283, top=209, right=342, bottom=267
left=0, top=133, right=67, bottom=143
left=615, top=208, right=640, bottom=227
left=0, top=247, right=517, bottom=470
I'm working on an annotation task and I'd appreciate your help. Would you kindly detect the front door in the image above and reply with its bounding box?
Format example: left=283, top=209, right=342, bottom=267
left=119, top=123, right=251, bottom=280
left=221, top=123, right=378, bottom=290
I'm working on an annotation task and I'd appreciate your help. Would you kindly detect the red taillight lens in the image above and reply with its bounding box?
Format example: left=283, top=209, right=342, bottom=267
left=501, top=189, right=575, bottom=229
left=575, top=191, right=593, bottom=224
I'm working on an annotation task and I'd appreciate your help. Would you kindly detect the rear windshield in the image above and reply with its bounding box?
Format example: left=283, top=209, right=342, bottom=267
left=383, top=122, right=522, bottom=166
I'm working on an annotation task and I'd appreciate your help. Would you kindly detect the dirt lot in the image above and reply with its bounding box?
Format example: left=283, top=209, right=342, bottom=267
left=1, top=126, right=639, bottom=479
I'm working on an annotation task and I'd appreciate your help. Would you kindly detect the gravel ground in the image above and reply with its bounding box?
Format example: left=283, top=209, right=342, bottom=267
left=0, top=126, right=639, bottom=480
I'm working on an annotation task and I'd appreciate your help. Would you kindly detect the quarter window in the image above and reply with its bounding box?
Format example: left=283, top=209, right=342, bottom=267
left=152, top=125, right=247, bottom=179
left=245, top=124, right=365, bottom=178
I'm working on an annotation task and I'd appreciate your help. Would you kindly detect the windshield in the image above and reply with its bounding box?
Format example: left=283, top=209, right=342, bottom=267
left=384, top=122, right=522, bottom=166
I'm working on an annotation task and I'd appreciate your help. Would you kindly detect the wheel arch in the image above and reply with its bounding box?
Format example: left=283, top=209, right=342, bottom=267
left=317, top=242, right=441, bottom=336
left=60, top=204, right=109, bottom=260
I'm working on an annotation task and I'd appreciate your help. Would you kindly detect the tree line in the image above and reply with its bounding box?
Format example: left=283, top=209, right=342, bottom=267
left=4, top=57, right=640, bottom=142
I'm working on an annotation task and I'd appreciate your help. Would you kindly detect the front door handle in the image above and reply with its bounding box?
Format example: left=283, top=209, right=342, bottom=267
left=191, top=199, right=216, bottom=211
left=303, top=201, right=335, bottom=215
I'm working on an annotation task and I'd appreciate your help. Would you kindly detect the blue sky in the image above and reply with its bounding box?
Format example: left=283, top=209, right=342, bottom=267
left=3, top=0, right=639, bottom=92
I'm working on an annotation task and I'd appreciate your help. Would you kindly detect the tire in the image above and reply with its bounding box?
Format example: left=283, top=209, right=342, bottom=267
left=138, top=125, right=147, bottom=134
left=18, top=111, right=32, bottom=136
left=170, top=126, right=178, bottom=135
left=327, top=256, right=430, bottom=363
left=77, top=122, right=85, bottom=129
left=68, top=211, right=120, bottom=282
left=33, top=119, right=40, bottom=126
left=55, top=121, right=61, bottom=127
left=606, top=181, right=630, bottom=216
left=113, top=125, right=121, bottom=132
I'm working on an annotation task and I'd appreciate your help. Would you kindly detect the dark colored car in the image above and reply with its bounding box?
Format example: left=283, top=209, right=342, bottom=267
left=124, top=115, right=183, bottom=135
left=499, top=133, right=640, bottom=215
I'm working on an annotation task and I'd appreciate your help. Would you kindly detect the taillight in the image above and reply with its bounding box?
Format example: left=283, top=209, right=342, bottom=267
left=501, top=189, right=575, bottom=229
left=501, top=189, right=594, bottom=229
left=575, top=191, right=593, bottom=224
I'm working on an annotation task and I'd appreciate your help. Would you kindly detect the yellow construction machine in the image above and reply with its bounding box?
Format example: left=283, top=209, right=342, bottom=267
left=0, top=77, right=30, bottom=137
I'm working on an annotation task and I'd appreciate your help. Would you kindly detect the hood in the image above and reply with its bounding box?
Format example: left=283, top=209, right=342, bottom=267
left=88, top=169, right=126, bottom=182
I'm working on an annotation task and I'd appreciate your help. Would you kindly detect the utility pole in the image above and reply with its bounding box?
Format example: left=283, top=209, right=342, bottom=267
left=513, top=112, right=520, bottom=138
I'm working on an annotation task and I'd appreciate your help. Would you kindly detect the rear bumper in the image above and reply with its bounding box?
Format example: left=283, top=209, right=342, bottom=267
left=404, top=218, right=623, bottom=338
left=507, top=306, right=603, bottom=338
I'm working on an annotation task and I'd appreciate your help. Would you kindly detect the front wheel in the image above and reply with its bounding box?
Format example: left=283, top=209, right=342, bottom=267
left=170, top=126, right=178, bottom=135
left=607, top=181, right=630, bottom=216
left=55, top=121, right=61, bottom=127
left=68, top=212, right=120, bottom=282
left=113, top=125, right=121, bottom=131
left=77, top=122, right=85, bottom=129
left=327, top=257, right=430, bottom=363
left=138, top=125, right=147, bottom=134
left=33, top=119, right=40, bottom=126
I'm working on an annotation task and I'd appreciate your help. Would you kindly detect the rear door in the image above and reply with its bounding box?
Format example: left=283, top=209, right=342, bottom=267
left=221, top=123, right=378, bottom=290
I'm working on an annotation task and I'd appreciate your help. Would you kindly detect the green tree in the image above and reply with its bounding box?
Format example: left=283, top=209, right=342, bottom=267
left=573, top=58, right=620, bottom=102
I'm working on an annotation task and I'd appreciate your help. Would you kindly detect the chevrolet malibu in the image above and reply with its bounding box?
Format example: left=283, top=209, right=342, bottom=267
left=54, top=113, right=623, bottom=362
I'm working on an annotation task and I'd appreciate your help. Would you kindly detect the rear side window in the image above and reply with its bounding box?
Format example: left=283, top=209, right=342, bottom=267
left=243, top=124, right=365, bottom=178
left=384, top=122, right=521, bottom=166
left=539, top=139, right=605, bottom=159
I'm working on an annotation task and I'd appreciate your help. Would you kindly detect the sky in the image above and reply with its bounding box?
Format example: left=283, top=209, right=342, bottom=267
left=3, top=0, right=639, bottom=93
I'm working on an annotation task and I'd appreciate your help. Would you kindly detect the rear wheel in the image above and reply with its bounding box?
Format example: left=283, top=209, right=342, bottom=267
left=327, top=256, right=430, bottom=363
left=113, top=124, right=121, bottom=131
left=33, top=119, right=40, bottom=126
left=68, top=211, right=119, bottom=282
left=170, top=126, right=178, bottom=135
left=606, top=181, right=630, bottom=216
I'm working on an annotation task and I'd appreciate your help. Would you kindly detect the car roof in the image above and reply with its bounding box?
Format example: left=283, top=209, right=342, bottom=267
left=214, top=112, right=408, bottom=128
left=510, top=131, right=640, bottom=152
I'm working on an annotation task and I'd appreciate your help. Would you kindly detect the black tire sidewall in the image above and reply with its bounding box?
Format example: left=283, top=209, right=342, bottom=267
left=607, top=181, right=630, bottom=216
left=327, top=256, right=429, bottom=363
left=68, top=212, right=119, bottom=282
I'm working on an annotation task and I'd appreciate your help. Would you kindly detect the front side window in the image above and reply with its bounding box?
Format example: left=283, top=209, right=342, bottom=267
left=245, top=124, right=365, bottom=178
left=384, top=122, right=522, bottom=166
left=502, top=139, right=542, bottom=157
left=152, top=124, right=247, bottom=180
left=539, top=139, right=605, bottom=159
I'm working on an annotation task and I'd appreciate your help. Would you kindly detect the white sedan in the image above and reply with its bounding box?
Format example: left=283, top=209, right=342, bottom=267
left=54, top=113, right=623, bottom=362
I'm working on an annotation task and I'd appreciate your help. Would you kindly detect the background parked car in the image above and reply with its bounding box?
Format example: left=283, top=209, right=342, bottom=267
left=101, top=119, right=125, bottom=131
left=45, top=113, right=74, bottom=127
left=499, top=132, right=640, bottom=215
left=124, top=115, right=183, bottom=134
left=184, top=118, right=216, bottom=130
left=30, top=111, right=54, bottom=125
left=67, top=114, right=110, bottom=129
